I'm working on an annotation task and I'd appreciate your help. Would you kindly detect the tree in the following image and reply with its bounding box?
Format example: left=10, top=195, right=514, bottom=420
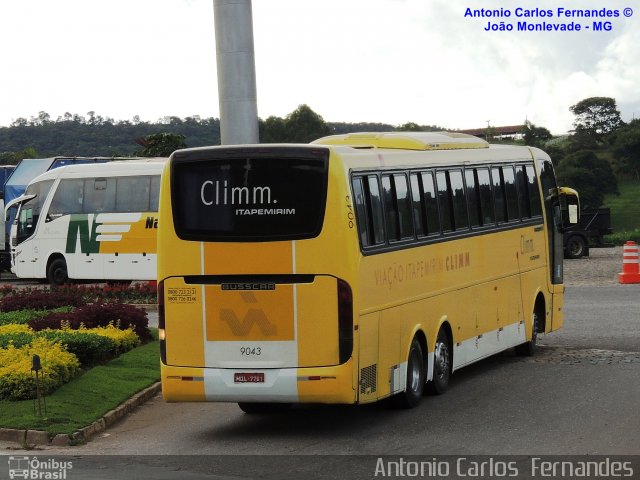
left=569, top=97, right=623, bottom=141
left=520, top=120, right=551, bottom=147
left=555, top=150, right=618, bottom=208
left=396, top=122, right=423, bottom=131
left=612, top=119, right=640, bottom=179
left=284, top=104, right=330, bottom=143
left=259, top=105, right=330, bottom=143
left=259, top=116, right=288, bottom=143
left=136, top=133, right=187, bottom=157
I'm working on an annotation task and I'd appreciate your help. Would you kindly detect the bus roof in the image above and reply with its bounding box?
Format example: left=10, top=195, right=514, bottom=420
left=24, top=158, right=167, bottom=185
left=312, top=131, right=490, bottom=151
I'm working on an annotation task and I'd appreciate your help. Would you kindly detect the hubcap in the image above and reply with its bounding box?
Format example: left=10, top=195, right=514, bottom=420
left=409, top=349, right=421, bottom=392
left=434, top=341, right=449, bottom=379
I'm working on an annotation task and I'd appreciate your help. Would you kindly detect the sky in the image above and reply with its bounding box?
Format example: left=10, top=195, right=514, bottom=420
left=0, top=0, right=638, bottom=135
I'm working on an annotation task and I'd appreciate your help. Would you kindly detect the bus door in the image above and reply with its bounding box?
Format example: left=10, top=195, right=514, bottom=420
left=536, top=157, right=564, bottom=331
left=13, top=195, right=38, bottom=278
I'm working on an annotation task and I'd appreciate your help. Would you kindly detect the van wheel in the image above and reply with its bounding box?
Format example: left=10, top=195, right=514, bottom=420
left=237, top=403, right=291, bottom=414
left=426, top=328, right=451, bottom=395
left=47, top=258, right=69, bottom=286
left=516, top=311, right=539, bottom=356
left=392, top=337, right=425, bottom=408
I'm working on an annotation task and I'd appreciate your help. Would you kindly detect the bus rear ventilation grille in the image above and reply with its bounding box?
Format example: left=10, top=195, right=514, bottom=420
left=360, top=364, right=377, bottom=394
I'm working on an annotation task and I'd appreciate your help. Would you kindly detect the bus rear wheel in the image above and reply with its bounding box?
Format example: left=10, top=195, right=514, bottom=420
left=392, top=337, right=425, bottom=408
left=426, top=328, right=451, bottom=395
left=47, top=258, right=69, bottom=286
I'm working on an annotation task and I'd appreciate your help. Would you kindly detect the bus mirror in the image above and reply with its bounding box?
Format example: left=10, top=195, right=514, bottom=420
left=568, top=204, right=579, bottom=225
left=558, top=186, right=580, bottom=227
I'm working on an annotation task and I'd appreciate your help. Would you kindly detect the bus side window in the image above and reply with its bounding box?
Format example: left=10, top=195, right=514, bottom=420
left=410, top=173, right=426, bottom=237
left=491, top=167, right=507, bottom=223
left=366, top=175, right=385, bottom=246
left=421, top=172, right=440, bottom=236
left=449, top=169, right=469, bottom=231
left=436, top=171, right=453, bottom=233
left=351, top=177, right=370, bottom=246
left=477, top=168, right=494, bottom=225
left=116, top=176, right=152, bottom=213
left=83, top=178, right=116, bottom=213
left=515, top=166, right=531, bottom=219
left=150, top=175, right=161, bottom=211
left=393, top=173, right=413, bottom=240
left=526, top=165, right=542, bottom=217
left=48, top=179, right=84, bottom=217
left=381, top=175, right=399, bottom=241
left=502, top=165, right=519, bottom=221
left=465, top=169, right=481, bottom=228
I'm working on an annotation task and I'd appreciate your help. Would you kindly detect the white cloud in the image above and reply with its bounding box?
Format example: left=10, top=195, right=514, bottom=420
left=0, top=0, right=638, bottom=134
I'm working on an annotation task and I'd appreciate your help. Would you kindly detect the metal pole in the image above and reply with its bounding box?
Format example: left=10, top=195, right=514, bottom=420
left=213, top=0, right=259, bottom=145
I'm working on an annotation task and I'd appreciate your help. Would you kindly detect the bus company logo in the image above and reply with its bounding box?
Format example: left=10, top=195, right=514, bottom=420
left=219, top=292, right=277, bottom=337
left=199, top=180, right=296, bottom=217
left=65, top=213, right=143, bottom=253
left=200, top=180, right=275, bottom=206
left=7, top=456, right=73, bottom=479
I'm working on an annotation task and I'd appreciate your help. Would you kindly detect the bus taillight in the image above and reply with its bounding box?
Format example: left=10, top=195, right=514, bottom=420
left=337, top=278, right=353, bottom=364
left=158, top=279, right=166, bottom=364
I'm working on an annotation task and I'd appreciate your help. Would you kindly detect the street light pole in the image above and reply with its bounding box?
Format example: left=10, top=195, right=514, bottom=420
left=213, top=0, right=259, bottom=145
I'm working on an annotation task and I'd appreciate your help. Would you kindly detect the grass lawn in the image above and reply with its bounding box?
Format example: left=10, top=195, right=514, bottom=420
left=0, top=339, right=159, bottom=437
left=603, top=179, right=640, bottom=243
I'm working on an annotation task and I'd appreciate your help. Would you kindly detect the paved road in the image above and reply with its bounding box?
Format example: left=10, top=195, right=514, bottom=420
left=2, top=284, right=639, bottom=479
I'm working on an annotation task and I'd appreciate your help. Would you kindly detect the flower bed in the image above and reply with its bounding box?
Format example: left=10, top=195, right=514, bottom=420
left=0, top=286, right=154, bottom=401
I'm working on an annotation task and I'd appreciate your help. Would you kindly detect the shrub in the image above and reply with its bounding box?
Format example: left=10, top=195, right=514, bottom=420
left=0, top=284, right=16, bottom=298
left=30, top=303, right=151, bottom=341
left=0, top=324, right=34, bottom=348
left=0, top=307, right=74, bottom=326
left=0, top=289, right=84, bottom=313
left=38, top=330, right=114, bottom=366
left=85, top=324, right=140, bottom=354
left=0, top=337, right=80, bottom=400
left=50, top=282, right=157, bottom=304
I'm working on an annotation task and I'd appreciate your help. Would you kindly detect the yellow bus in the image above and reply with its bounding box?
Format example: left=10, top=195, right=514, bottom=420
left=158, top=132, right=578, bottom=412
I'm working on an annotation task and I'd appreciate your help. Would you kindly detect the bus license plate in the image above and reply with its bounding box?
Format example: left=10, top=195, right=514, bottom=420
left=234, top=373, right=265, bottom=383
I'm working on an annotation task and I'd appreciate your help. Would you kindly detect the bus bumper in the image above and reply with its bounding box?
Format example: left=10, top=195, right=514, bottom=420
left=161, top=359, right=357, bottom=404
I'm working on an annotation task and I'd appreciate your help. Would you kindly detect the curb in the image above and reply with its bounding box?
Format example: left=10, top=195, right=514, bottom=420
left=0, top=382, right=162, bottom=448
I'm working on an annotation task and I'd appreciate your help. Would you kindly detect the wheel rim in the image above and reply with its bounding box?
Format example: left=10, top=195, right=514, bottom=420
left=569, top=239, right=583, bottom=256
left=53, top=267, right=67, bottom=284
left=531, top=312, right=539, bottom=345
left=409, top=348, right=422, bottom=393
left=434, top=338, right=449, bottom=380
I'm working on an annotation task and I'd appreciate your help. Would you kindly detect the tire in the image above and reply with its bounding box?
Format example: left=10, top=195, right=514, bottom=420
left=426, top=328, right=452, bottom=395
left=237, top=402, right=291, bottom=414
left=515, top=311, right=540, bottom=357
left=565, top=235, right=586, bottom=259
left=392, top=337, right=426, bottom=408
left=47, top=258, right=69, bottom=286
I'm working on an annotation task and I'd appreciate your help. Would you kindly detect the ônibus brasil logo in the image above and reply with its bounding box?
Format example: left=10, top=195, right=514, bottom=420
left=7, top=456, right=73, bottom=479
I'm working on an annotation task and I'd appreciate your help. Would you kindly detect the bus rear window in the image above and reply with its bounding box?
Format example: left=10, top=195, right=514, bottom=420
left=171, top=148, right=329, bottom=241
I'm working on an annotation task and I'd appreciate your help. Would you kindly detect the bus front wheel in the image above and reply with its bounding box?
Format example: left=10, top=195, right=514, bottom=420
left=47, top=258, right=69, bottom=286
left=515, top=311, right=539, bottom=356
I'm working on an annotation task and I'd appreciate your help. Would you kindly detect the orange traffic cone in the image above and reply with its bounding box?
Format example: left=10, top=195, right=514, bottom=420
left=618, top=241, right=640, bottom=284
